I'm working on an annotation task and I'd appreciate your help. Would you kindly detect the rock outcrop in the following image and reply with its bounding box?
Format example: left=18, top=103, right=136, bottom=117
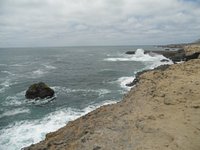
left=126, top=45, right=200, bottom=63
left=25, top=82, right=54, bottom=99
left=185, top=52, right=200, bottom=61
left=126, top=49, right=186, bottom=63
left=125, top=51, right=135, bottom=54
left=184, top=44, right=200, bottom=56
left=126, top=64, right=170, bottom=87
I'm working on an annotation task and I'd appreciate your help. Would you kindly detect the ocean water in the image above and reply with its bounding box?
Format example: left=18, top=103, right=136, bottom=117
left=0, top=46, right=172, bottom=150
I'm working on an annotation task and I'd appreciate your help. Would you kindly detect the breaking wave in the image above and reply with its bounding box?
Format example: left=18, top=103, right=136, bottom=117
left=0, top=100, right=116, bottom=150
left=104, top=49, right=173, bottom=67
left=0, top=108, right=30, bottom=119
left=52, top=86, right=111, bottom=97
left=116, top=76, right=135, bottom=91
left=0, top=79, right=17, bottom=94
left=32, top=69, right=46, bottom=76
left=43, top=64, right=56, bottom=70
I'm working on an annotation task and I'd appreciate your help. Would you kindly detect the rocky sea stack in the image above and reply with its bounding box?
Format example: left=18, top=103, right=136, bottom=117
left=25, top=82, right=54, bottom=99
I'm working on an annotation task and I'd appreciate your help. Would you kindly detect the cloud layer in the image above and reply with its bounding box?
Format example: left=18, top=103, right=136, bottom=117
left=0, top=0, right=200, bottom=47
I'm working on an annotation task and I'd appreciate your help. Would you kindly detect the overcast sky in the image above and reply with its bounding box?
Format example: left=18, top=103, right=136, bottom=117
left=0, top=0, right=200, bottom=47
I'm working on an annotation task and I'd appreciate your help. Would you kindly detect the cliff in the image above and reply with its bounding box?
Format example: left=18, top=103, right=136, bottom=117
left=25, top=46, right=200, bottom=150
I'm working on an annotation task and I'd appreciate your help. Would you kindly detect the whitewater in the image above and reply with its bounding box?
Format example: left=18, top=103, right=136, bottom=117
left=0, top=46, right=172, bottom=150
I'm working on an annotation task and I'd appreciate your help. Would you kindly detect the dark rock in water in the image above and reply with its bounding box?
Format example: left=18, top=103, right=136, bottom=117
left=160, top=59, right=170, bottom=62
left=169, top=49, right=185, bottom=63
left=185, top=52, right=200, bottom=61
left=126, top=51, right=135, bottom=54
left=170, top=50, right=200, bottom=63
left=25, top=82, right=54, bottom=99
left=126, top=50, right=149, bottom=55
left=154, top=49, right=185, bottom=63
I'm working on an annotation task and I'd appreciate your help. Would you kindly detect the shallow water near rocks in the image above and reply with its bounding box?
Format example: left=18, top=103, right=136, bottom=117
left=0, top=46, right=172, bottom=150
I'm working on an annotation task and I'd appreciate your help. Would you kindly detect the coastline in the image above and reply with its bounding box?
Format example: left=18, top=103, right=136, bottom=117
left=25, top=45, right=200, bottom=150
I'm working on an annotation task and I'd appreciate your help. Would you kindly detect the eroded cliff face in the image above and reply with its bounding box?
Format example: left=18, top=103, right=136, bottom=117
left=25, top=59, right=200, bottom=150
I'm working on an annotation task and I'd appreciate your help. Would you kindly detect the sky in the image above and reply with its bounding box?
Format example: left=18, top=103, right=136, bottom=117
left=0, top=0, right=200, bottom=47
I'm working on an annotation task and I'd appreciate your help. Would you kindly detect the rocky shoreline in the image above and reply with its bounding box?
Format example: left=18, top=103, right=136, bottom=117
left=126, top=45, right=200, bottom=63
left=24, top=45, right=200, bottom=150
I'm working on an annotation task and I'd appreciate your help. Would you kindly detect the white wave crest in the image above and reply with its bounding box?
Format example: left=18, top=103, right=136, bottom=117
left=0, top=108, right=30, bottom=118
left=104, top=48, right=172, bottom=62
left=105, top=48, right=173, bottom=70
left=0, top=79, right=14, bottom=94
left=1, top=71, right=15, bottom=76
left=25, top=96, right=56, bottom=106
left=52, top=86, right=111, bottom=97
left=117, top=76, right=135, bottom=91
left=3, top=90, right=56, bottom=106
left=97, top=89, right=111, bottom=96
left=0, top=80, right=11, bottom=88
left=10, top=64, right=25, bottom=67
left=0, top=64, right=7, bottom=66
left=32, top=69, right=46, bottom=76
left=0, top=100, right=116, bottom=150
left=3, top=91, right=26, bottom=106
left=30, top=65, right=55, bottom=78
left=0, top=88, right=5, bottom=93
left=43, top=64, right=56, bottom=70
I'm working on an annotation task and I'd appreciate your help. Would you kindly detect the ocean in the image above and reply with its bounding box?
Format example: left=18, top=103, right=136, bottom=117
left=0, top=46, right=172, bottom=150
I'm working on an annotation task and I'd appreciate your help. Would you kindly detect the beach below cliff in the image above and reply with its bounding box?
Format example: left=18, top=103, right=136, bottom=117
left=25, top=45, right=200, bottom=150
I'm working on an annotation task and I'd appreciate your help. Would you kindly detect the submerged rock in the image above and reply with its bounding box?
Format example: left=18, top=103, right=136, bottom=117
left=25, top=82, right=54, bottom=99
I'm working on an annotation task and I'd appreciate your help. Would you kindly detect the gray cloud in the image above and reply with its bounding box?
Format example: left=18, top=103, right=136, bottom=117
left=0, top=0, right=199, bottom=47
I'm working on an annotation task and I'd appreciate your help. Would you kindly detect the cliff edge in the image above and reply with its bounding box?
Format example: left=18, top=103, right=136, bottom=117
left=25, top=46, right=200, bottom=150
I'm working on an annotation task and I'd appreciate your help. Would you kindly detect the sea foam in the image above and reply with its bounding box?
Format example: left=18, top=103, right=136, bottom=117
left=104, top=48, right=172, bottom=64
left=52, top=86, right=111, bottom=97
left=0, top=108, right=30, bottom=118
left=0, top=100, right=116, bottom=150
left=108, top=49, right=173, bottom=90
left=0, top=79, right=13, bottom=94
left=3, top=91, right=26, bottom=106
left=0, top=64, right=7, bottom=66
left=117, top=76, right=135, bottom=91
left=10, top=64, right=25, bottom=67
left=43, top=64, right=56, bottom=70
left=1, top=71, right=15, bottom=76
left=32, top=69, right=46, bottom=76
